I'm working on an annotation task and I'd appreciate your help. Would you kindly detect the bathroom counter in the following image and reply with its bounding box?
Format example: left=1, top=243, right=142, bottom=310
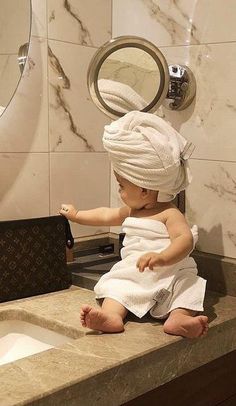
left=1, top=287, right=236, bottom=406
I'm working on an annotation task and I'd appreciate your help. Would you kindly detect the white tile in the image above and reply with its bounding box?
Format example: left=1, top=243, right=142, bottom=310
left=48, top=0, right=111, bottom=46
left=48, top=40, right=110, bottom=152
left=31, top=0, right=47, bottom=38
left=0, top=153, right=49, bottom=220
left=113, top=0, right=236, bottom=46
left=50, top=152, right=110, bottom=238
left=186, top=160, right=236, bottom=258
left=0, top=37, right=48, bottom=152
left=158, top=42, right=236, bottom=162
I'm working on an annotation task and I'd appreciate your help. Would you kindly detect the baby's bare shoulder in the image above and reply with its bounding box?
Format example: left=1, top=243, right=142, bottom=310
left=153, top=204, right=186, bottom=224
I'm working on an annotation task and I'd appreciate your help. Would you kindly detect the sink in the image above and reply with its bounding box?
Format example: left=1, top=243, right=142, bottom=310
left=0, top=320, right=74, bottom=366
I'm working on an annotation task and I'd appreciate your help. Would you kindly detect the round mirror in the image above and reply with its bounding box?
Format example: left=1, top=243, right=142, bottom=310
left=0, top=0, right=31, bottom=117
left=88, top=36, right=169, bottom=118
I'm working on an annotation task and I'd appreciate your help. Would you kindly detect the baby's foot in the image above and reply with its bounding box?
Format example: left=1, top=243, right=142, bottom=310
left=80, top=305, right=124, bottom=333
left=163, top=314, right=209, bottom=339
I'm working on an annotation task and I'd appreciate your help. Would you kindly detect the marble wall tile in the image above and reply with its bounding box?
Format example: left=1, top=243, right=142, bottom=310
left=186, top=160, right=236, bottom=259
left=48, top=0, right=112, bottom=47
left=0, top=153, right=49, bottom=220
left=158, top=42, right=236, bottom=162
left=113, top=0, right=236, bottom=46
left=31, top=0, right=47, bottom=38
left=48, top=40, right=110, bottom=153
left=50, top=152, right=110, bottom=238
left=0, top=36, right=48, bottom=153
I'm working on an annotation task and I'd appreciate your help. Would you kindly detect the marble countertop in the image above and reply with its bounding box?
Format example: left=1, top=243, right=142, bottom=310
left=1, top=287, right=236, bottom=406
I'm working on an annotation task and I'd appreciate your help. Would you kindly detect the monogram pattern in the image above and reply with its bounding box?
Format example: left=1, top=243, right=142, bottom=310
left=0, top=216, right=72, bottom=302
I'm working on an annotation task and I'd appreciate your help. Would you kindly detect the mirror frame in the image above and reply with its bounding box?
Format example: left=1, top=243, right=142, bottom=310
left=0, top=0, right=32, bottom=118
left=87, top=36, right=169, bottom=118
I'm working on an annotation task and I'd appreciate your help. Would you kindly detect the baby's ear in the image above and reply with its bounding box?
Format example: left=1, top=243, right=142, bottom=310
left=141, top=189, right=158, bottom=200
left=141, top=188, right=149, bottom=198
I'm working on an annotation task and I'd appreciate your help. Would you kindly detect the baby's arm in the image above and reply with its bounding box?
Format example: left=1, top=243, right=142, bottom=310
left=137, top=208, right=193, bottom=272
left=60, top=204, right=130, bottom=227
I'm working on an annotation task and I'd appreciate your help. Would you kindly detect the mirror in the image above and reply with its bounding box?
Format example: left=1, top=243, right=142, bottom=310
left=0, top=0, right=31, bottom=117
left=88, top=36, right=196, bottom=118
left=88, top=36, right=169, bottom=119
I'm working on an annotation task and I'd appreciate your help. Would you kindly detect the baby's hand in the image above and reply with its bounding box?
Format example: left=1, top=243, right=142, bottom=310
left=136, top=252, right=166, bottom=272
left=59, top=204, right=77, bottom=222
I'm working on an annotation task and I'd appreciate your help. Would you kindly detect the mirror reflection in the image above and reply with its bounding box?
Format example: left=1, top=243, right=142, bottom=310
left=98, top=47, right=161, bottom=113
left=88, top=36, right=169, bottom=118
left=0, top=0, right=31, bottom=116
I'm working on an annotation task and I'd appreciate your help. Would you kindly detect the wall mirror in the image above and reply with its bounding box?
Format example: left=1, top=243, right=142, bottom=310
left=88, top=36, right=196, bottom=118
left=0, top=0, right=31, bottom=117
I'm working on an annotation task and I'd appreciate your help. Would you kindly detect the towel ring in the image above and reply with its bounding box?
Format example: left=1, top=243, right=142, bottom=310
left=87, top=36, right=196, bottom=118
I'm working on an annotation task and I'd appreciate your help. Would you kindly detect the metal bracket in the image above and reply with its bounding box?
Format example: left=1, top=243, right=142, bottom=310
left=165, top=64, right=196, bottom=111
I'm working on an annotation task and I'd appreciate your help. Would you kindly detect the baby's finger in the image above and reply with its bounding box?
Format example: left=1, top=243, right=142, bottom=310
left=136, top=258, right=145, bottom=272
left=138, top=258, right=149, bottom=272
left=148, top=261, right=154, bottom=270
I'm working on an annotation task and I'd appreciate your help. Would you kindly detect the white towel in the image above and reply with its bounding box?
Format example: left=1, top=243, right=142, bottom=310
left=98, top=79, right=147, bottom=113
left=103, top=111, right=195, bottom=202
left=94, top=217, right=206, bottom=318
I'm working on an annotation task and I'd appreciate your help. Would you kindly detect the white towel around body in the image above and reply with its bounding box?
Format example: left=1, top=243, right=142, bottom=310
left=94, top=217, right=206, bottom=319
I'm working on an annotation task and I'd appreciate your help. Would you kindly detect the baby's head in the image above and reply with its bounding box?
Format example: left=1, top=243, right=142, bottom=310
left=103, top=111, right=194, bottom=203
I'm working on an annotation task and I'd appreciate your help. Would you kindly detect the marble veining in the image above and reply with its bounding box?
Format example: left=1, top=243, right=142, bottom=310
left=63, top=0, right=93, bottom=46
left=143, top=0, right=200, bottom=45
left=48, top=46, right=70, bottom=89
left=48, top=46, right=94, bottom=152
left=226, top=102, right=236, bottom=113
left=50, top=82, right=94, bottom=152
left=204, top=166, right=236, bottom=204
left=49, top=10, right=55, bottom=23
left=227, top=232, right=236, bottom=248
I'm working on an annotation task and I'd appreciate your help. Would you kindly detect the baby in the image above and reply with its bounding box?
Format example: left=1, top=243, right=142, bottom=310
left=60, top=111, right=208, bottom=339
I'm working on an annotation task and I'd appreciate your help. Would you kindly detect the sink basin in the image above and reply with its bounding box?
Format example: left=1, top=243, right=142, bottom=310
left=0, top=320, right=74, bottom=366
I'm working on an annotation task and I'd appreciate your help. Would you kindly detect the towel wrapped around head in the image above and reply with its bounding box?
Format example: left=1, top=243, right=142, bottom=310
left=102, top=111, right=194, bottom=202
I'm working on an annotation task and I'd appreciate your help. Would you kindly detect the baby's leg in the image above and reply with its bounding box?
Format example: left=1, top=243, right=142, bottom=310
left=163, top=308, right=209, bottom=338
left=80, top=298, right=128, bottom=333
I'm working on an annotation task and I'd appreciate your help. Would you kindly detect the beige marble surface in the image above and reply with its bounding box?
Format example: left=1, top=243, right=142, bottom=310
left=0, top=287, right=236, bottom=406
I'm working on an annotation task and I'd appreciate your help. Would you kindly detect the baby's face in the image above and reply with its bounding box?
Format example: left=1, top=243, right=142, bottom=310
left=114, top=172, right=145, bottom=210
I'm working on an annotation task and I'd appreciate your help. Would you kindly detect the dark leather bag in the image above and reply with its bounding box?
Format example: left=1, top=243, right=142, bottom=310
left=0, top=215, right=72, bottom=302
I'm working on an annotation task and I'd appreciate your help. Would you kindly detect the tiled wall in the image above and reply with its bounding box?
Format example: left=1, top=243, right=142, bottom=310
left=112, top=0, right=236, bottom=260
left=1, top=0, right=235, bottom=260
left=0, top=0, right=112, bottom=238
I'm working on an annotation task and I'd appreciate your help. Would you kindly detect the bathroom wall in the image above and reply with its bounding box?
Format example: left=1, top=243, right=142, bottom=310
left=1, top=0, right=235, bottom=260
left=0, top=0, right=112, bottom=238
left=112, top=0, right=236, bottom=260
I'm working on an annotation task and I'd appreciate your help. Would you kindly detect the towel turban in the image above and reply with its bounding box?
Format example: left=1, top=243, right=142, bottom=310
left=102, top=111, right=194, bottom=202
left=98, top=79, right=147, bottom=113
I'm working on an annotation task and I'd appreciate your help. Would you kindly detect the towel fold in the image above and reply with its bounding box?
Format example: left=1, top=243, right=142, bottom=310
left=98, top=79, right=147, bottom=113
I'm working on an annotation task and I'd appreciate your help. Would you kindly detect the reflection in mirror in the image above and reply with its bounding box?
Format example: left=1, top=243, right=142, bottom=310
left=88, top=36, right=169, bottom=118
left=98, top=47, right=161, bottom=113
left=0, top=0, right=31, bottom=117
